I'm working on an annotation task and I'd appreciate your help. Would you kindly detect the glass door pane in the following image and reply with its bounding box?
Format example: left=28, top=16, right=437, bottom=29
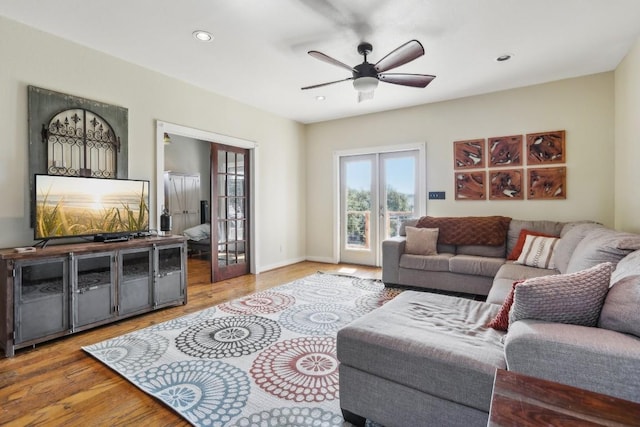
left=340, top=155, right=377, bottom=266
left=381, top=152, right=419, bottom=240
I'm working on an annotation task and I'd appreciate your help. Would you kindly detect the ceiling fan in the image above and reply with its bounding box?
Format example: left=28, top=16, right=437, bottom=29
left=302, top=40, right=435, bottom=102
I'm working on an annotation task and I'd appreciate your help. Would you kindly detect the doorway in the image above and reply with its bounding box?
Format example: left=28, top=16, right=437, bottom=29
left=156, top=121, right=258, bottom=282
left=338, top=146, right=425, bottom=266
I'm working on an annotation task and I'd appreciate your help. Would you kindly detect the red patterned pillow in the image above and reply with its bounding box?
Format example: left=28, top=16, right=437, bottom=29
left=507, top=229, right=556, bottom=260
left=487, top=280, right=525, bottom=331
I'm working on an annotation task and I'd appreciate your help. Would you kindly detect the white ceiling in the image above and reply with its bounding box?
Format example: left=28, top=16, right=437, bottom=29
left=2, top=0, right=640, bottom=124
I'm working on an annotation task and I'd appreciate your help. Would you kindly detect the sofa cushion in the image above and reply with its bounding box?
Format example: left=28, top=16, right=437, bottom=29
left=507, top=229, right=557, bottom=260
left=554, top=222, right=604, bottom=273
left=566, top=228, right=640, bottom=274
left=399, top=253, right=453, bottom=272
left=416, top=215, right=511, bottom=246
left=457, top=244, right=505, bottom=258
left=514, top=235, right=559, bottom=269
left=598, top=275, right=640, bottom=338
left=337, top=291, right=505, bottom=412
left=610, top=249, right=640, bottom=285
left=509, top=262, right=614, bottom=327
left=506, top=219, right=565, bottom=257
left=399, top=218, right=419, bottom=236
left=486, top=263, right=559, bottom=305
left=449, top=255, right=505, bottom=277
left=405, top=226, right=438, bottom=255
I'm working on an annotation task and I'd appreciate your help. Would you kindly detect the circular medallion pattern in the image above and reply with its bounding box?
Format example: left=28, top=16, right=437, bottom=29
left=287, top=280, right=360, bottom=303
left=250, top=336, right=339, bottom=402
left=219, top=291, right=295, bottom=315
left=85, top=332, right=168, bottom=375
left=134, top=359, right=250, bottom=426
left=234, top=407, right=343, bottom=427
left=175, top=315, right=281, bottom=358
left=356, top=287, right=403, bottom=311
left=279, top=303, right=363, bottom=335
left=350, top=277, right=385, bottom=292
left=148, top=307, right=217, bottom=332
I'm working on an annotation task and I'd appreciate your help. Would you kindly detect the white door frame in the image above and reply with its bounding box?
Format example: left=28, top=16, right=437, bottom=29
left=155, top=120, right=259, bottom=274
left=332, top=142, right=426, bottom=265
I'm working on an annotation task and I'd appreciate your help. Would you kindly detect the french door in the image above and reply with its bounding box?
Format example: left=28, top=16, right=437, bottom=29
left=339, top=149, right=423, bottom=266
left=211, top=144, right=250, bottom=282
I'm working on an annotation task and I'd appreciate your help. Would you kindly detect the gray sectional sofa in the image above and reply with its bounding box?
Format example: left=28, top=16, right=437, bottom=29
left=337, top=218, right=640, bottom=427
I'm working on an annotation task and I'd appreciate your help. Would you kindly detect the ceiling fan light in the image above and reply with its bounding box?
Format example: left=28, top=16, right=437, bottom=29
left=353, top=76, right=379, bottom=92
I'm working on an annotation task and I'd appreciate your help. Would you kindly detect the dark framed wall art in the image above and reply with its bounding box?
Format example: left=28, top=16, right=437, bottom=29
left=452, top=130, right=567, bottom=201
left=488, top=135, right=522, bottom=167
left=453, top=139, right=485, bottom=169
left=527, top=167, right=566, bottom=200
left=526, top=130, right=565, bottom=164
left=455, top=171, right=486, bottom=200
left=489, top=169, right=524, bottom=200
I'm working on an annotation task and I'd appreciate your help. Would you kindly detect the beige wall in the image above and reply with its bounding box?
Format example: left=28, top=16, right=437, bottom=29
left=614, top=36, right=640, bottom=233
left=0, top=16, right=307, bottom=271
left=2, top=15, right=634, bottom=269
left=306, top=73, right=615, bottom=260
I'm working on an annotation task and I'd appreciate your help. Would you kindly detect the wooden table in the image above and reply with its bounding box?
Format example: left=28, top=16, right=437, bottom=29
left=488, top=369, right=640, bottom=426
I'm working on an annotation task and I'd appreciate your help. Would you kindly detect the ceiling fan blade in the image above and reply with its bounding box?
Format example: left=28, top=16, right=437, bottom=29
left=301, top=77, right=354, bottom=90
left=308, top=50, right=357, bottom=72
left=379, top=73, right=436, bottom=88
left=374, top=40, right=425, bottom=73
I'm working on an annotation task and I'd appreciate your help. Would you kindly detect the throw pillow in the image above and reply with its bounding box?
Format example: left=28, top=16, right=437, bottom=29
left=487, top=280, right=525, bottom=331
left=514, top=235, right=559, bottom=269
left=598, top=275, right=640, bottom=338
left=507, top=229, right=556, bottom=260
left=182, top=223, right=210, bottom=241
left=509, top=262, right=614, bottom=327
left=405, top=227, right=439, bottom=255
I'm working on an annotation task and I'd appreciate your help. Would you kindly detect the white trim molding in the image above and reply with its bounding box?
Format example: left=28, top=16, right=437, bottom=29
left=332, top=142, right=427, bottom=265
left=156, top=120, right=260, bottom=274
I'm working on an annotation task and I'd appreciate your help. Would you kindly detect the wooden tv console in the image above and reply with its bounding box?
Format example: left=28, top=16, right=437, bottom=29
left=0, top=236, right=187, bottom=357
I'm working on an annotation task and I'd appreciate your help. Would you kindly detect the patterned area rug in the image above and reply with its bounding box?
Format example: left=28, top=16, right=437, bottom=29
left=83, top=272, right=401, bottom=426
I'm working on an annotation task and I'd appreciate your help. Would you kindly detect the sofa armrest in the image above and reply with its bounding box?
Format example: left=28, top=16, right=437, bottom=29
left=504, top=320, right=640, bottom=403
left=382, top=236, right=406, bottom=284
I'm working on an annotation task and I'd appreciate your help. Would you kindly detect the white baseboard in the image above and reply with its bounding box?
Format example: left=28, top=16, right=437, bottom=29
left=257, top=256, right=307, bottom=274
left=304, top=256, right=338, bottom=264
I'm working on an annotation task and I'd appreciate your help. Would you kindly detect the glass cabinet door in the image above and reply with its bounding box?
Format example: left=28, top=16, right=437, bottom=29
left=154, top=244, right=185, bottom=307
left=73, top=253, right=116, bottom=327
left=14, top=257, right=69, bottom=344
left=118, top=248, right=153, bottom=315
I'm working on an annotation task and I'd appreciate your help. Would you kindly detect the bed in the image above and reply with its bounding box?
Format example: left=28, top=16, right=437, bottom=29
left=183, top=223, right=211, bottom=259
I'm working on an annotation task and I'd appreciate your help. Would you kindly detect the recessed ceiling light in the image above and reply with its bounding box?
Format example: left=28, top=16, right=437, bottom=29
left=193, top=30, right=213, bottom=42
left=316, top=95, right=326, bottom=101
left=496, top=53, right=513, bottom=62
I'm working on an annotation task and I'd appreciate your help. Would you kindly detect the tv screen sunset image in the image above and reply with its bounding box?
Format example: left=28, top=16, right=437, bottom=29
left=35, top=175, right=149, bottom=240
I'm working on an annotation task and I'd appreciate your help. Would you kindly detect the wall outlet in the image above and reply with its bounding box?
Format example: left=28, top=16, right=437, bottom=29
left=428, top=191, right=446, bottom=200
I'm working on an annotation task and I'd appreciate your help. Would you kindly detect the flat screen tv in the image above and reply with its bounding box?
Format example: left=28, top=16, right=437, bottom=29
left=34, top=174, right=150, bottom=241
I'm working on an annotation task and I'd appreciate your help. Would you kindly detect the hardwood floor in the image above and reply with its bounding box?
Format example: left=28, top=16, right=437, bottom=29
left=0, top=260, right=381, bottom=426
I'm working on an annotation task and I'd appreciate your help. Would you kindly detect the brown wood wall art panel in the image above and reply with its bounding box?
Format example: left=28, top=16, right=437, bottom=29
left=528, top=167, right=566, bottom=199
left=488, top=135, right=523, bottom=167
left=455, top=171, right=486, bottom=200
left=489, top=169, right=524, bottom=200
left=453, top=139, right=485, bottom=169
left=526, top=130, right=565, bottom=164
